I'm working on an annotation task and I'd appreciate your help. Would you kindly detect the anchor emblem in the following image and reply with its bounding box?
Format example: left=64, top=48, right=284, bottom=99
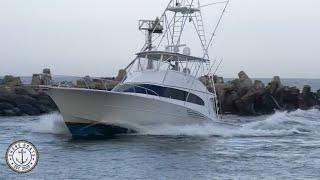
left=16, top=148, right=28, bottom=165
left=6, top=140, right=39, bottom=173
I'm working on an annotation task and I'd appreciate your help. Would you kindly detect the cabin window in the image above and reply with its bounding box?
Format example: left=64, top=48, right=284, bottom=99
left=140, top=84, right=159, bottom=96
left=187, top=93, right=204, bottom=106
left=135, top=86, right=147, bottom=94
left=113, top=84, right=204, bottom=106
left=113, top=84, right=135, bottom=92
left=165, top=88, right=187, bottom=101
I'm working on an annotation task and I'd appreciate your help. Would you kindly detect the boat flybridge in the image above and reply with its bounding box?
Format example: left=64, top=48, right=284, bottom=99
left=46, top=0, right=230, bottom=138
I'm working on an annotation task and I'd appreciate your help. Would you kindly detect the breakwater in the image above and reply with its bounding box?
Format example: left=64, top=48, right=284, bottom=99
left=206, top=71, right=320, bottom=115
left=0, top=69, right=319, bottom=116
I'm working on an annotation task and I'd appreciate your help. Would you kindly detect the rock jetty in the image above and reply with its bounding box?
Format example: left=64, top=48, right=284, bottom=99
left=0, top=69, right=125, bottom=116
left=0, top=89, right=57, bottom=116
left=0, top=74, right=57, bottom=116
left=205, top=71, right=320, bottom=115
left=31, top=68, right=52, bottom=86
left=74, top=70, right=126, bottom=90
left=0, top=68, right=319, bottom=117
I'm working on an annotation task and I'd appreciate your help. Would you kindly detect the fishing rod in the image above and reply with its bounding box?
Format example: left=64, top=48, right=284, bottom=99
left=206, top=0, right=230, bottom=53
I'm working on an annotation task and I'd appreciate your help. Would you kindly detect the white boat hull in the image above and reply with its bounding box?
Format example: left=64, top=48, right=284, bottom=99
left=47, top=87, right=216, bottom=138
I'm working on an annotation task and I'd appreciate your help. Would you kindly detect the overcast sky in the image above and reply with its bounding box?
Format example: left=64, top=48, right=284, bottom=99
left=0, top=0, right=319, bottom=78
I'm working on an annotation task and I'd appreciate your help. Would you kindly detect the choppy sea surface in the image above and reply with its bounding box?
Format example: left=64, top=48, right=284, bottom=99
left=0, top=109, right=319, bottom=179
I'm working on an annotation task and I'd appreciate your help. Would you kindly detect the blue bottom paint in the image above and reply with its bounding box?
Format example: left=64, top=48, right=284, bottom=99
left=66, top=123, right=135, bottom=139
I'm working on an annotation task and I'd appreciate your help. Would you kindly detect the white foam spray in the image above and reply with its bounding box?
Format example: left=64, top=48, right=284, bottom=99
left=30, top=112, right=70, bottom=135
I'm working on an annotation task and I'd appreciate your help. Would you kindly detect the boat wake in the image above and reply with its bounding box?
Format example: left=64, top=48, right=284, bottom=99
left=30, top=109, right=320, bottom=138
left=139, top=109, right=320, bottom=137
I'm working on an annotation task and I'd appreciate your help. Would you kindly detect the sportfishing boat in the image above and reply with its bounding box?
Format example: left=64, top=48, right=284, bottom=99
left=45, top=0, right=230, bottom=138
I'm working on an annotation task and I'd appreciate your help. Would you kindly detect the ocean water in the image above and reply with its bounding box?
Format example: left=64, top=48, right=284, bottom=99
left=0, top=109, right=320, bottom=179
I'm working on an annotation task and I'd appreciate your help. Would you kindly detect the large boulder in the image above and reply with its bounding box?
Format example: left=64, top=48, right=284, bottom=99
left=302, top=85, right=312, bottom=95
left=31, top=74, right=41, bottom=86
left=235, top=80, right=265, bottom=115
left=83, top=76, right=94, bottom=88
left=0, top=94, right=18, bottom=105
left=214, top=80, right=243, bottom=114
left=14, top=86, right=31, bottom=95
left=76, top=75, right=119, bottom=90
left=41, top=73, right=52, bottom=85
left=215, top=83, right=234, bottom=103
left=253, top=80, right=265, bottom=89
left=92, top=78, right=106, bottom=90
left=3, top=75, right=22, bottom=86
left=0, top=102, right=14, bottom=110
left=223, top=91, right=239, bottom=114
left=238, top=71, right=253, bottom=88
left=214, top=72, right=262, bottom=115
left=103, top=80, right=119, bottom=90
left=17, top=104, right=41, bottom=115
left=43, top=68, right=51, bottom=74
left=2, top=109, right=16, bottom=116
left=259, top=94, right=280, bottom=114
left=1, top=107, right=22, bottom=116
left=115, top=69, right=126, bottom=81
left=213, top=75, right=224, bottom=84
left=299, top=85, right=318, bottom=110
left=76, top=79, right=88, bottom=88
left=10, top=95, right=38, bottom=107
left=12, top=107, right=22, bottom=116
left=231, top=71, right=253, bottom=97
left=199, top=75, right=211, bottom=88
left=0, top=85, right=13, bottom=94
left=31, top=68, right=52, bottom=86
left=36, top=93, right=56, bottom=107
left=266, top=76, right=282, bottom=95
left=76, top=76, right=96, bottom=89
left=235, top=99, right=255, bottom=115
left=58, top=81, right=74, bottom=87
left=276, top=86, right=300, bottom=111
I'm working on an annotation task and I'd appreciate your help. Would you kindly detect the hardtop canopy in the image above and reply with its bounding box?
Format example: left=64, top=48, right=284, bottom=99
left=136, top=51, right=209, bottom=62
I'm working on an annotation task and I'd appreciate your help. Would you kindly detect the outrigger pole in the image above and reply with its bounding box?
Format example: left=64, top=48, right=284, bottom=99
left=206, top=0, right=230, bottom=54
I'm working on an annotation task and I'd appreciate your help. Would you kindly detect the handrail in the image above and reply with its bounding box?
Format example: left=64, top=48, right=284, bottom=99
left=210, top=75, right=221, bottom=120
